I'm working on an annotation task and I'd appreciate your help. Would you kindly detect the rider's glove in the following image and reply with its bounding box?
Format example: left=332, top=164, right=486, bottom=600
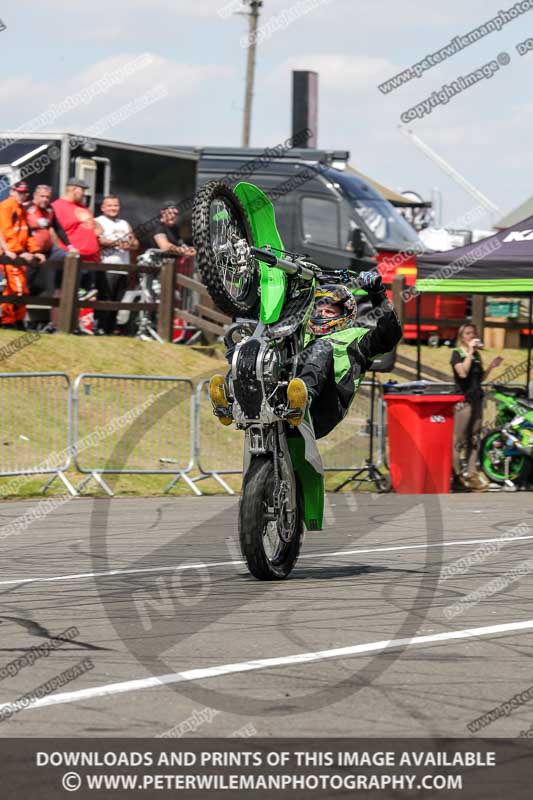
left=357, top=271, right=388, bottom=307
left=357, top=270, right=382, bottom=294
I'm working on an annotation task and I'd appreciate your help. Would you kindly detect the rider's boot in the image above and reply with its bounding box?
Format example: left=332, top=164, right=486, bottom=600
left=286, top=377, right=308, bottom=427
left=209, top=375, right=233, bottom=426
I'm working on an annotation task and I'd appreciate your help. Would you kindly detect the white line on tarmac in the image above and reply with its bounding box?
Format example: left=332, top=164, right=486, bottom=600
left=1, top=619, right=532, bottom=714
left=1, top=533, right=533, bottom=588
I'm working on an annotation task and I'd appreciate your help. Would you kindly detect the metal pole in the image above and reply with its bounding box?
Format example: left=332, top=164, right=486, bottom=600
left=526, top=294, right=533, bottom=397
left=416, top=292, right=421, bottom=380
left=367, top=372, right=376, bottom=464
left=399, top=127, right=502, bottom=221
left=242, top=1, right=262, bottom=147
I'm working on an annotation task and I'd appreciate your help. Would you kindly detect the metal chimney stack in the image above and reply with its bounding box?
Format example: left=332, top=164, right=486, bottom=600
left=291, top=71, right=318, bottom=147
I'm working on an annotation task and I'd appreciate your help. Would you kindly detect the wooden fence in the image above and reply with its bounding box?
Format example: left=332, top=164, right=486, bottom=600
left=0, top=253, right=231, bottom=342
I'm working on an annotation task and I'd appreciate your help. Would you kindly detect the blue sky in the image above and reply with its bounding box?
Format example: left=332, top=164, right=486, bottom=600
left=1, top=0, right=532, bottom=228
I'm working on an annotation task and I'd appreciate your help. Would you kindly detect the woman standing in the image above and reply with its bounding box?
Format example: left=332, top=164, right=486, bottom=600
left=451, top=322, right=503, bottom=491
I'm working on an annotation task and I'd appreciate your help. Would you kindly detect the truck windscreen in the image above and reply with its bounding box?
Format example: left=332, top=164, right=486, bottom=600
left=330, top=170, right=423, bottom=250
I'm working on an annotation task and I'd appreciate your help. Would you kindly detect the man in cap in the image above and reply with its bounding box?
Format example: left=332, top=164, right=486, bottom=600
left=152, top=202, right=195, bottom=257
left=0, top=180, right=46, bottom=328
left=52, top=177, right=101, bottom=332
left=52, top=177, right=100, bottom=266
left=152, top=202, right=195, bottom=343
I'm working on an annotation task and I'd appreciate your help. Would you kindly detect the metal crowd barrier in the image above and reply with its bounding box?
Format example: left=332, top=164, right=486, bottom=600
left=318, top=380, right=383, bottom=472
left=72, top=374, right=197, bottom=496
left=194, top=379, right=242, bottom=495
left=0, top=372, right=387, bottom=500
left=0, top=372, right=76, bottom=496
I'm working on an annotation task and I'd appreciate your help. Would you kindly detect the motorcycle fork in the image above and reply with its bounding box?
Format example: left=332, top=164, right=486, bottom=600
left=245, top=424, right=297, bottom=523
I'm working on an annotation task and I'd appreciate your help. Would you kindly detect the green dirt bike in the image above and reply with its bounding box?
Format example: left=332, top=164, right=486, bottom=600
left=192, top=180, right=366, bottom=580
left=480, top=384, right=533, bottom=485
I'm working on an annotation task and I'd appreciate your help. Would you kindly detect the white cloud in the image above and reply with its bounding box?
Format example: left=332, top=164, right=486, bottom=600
left=0, top=54, right=233, bottom=136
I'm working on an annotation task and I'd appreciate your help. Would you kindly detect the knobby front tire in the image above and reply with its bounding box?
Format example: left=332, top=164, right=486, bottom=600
left=239, top=456, right=303, bottom=580
left=192, top=180, right=259, bottom=317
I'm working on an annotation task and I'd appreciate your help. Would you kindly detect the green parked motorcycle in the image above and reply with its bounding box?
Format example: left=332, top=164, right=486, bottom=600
left=480, top=384, right=533, bottom=485
left=192, top=180, right=366, bottom=579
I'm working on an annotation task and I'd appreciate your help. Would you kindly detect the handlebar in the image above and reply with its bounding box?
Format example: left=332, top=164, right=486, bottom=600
left=140, top=248, right=176, bottom=258
left=137, top=248, right=189, bottom=267
left=250, top=246, right=317, bottom=281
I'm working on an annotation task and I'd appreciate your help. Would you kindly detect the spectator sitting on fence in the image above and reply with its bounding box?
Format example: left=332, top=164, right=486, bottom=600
left=152, top=202, right=195, bottom=257
left=26, top=184, right=73, bottom=296
left=95, top=195, right=139, bottom=335
left=0, top=181, right=46, bottom=329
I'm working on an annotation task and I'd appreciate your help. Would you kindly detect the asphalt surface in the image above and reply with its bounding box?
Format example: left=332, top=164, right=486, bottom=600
left=0, top=492, right=533, bottom=739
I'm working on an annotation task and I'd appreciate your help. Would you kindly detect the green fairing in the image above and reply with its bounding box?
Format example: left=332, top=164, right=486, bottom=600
left=233, top=182, right=286, bottom=323
left=287, top=435, right=324, bottom=531
left=480, top=388, right=533, bottom=482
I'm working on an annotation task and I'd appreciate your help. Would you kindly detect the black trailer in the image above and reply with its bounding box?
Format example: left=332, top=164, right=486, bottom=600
left=0, top=133, right=197, bottom=239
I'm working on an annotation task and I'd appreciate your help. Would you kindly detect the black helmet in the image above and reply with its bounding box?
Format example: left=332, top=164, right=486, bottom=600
left=308, top=283, right=356, bottom=336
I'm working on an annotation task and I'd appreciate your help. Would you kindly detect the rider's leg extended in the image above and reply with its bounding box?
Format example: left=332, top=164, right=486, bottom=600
left=293, top=338, right=345, bottom=437
left=287, top=339, right=333, bottom=427
left=286, top=377, right=308, bottom=427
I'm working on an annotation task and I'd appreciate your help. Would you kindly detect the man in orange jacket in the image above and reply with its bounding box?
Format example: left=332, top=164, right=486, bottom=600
left=0, top=180, right=45, bottom=328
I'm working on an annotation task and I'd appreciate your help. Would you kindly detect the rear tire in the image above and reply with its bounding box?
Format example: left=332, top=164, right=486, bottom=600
left=480, top=429, right=526, bottom=484
left=239, top=456, right=303, bottom=580
left=192, top=180, right=259, bottom=317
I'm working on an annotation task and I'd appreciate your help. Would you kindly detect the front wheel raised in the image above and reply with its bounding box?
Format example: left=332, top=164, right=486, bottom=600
left=239, top=456, right=303, bottom=580
left=192, top=180, right=258, bottom=317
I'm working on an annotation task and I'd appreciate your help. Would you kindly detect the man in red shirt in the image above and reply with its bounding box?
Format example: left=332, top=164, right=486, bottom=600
left=52, top=177, right=104, bottom=332
left=52, top=177, right=100, bottom=267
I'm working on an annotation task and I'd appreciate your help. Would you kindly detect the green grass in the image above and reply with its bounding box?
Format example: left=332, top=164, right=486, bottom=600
left=0, top=332, right=226, bottom=500
left=0, top=330, right=223, bottom=379
left=397, top=342, right=529, bottom=383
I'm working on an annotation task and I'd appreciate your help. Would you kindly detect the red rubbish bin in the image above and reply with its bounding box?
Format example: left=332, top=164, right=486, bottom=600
left=383, top=393, right=463, bottom=494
